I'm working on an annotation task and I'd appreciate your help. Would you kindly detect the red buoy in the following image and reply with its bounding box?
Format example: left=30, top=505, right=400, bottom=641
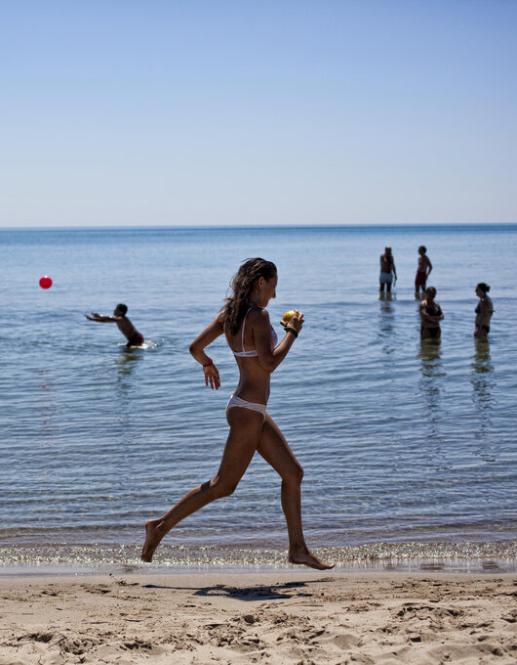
left=39, top=275, right=53, bottom=289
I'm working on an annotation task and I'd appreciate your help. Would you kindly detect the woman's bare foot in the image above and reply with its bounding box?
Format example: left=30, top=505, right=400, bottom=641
left=288, top=547, right=334, bottom=570
left=141, top=520, right=163, bottom=563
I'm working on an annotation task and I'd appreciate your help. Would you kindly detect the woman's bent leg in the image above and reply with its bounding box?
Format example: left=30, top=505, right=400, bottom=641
left=141, top=408, right=263, bottom=562
left=257, top=415, right=333, bottom=570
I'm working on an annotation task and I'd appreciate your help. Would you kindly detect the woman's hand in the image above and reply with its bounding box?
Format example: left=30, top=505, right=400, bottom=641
left=282, top=311, right=304, bottom=337
left=203, top=364, right=221, bottom=390
left=289, top=311, right=304, bottom=334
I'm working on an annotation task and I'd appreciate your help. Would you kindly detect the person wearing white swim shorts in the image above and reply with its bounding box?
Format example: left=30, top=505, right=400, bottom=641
left=379, top=246, right=397, bottom=298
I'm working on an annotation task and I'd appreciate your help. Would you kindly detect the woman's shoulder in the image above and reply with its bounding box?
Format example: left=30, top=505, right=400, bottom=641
left=215, top=309, right=226, bottom=327
left=249, top=307, right=270, bottom=324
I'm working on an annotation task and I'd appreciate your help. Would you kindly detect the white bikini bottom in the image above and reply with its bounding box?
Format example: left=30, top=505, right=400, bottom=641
left=226, top=394, right=267, bottom=417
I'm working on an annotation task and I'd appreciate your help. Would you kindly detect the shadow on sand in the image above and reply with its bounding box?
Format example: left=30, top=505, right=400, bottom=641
left=141, top=578, right=334, bottom=601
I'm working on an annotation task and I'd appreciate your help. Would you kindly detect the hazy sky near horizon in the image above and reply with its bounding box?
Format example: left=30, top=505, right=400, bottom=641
left=1, top=1, right=516, bottom=228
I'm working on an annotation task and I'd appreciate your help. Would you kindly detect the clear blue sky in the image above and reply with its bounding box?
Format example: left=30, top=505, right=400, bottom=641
left=1, top=1, right=516, bottom=227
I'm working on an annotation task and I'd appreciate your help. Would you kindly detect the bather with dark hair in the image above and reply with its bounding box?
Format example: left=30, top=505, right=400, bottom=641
left=475, top=283, right=494, bottom=340
left=419, top=287, right=444, bottom=340
left=85, top=303, right=144, bottom=349
left=415, top=246, right=433, bottom=299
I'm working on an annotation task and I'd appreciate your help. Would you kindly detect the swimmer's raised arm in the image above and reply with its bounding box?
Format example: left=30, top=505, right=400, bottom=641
left=254, top=308, right=303, bottom=373
left=85, top=313, right=121, bottom=323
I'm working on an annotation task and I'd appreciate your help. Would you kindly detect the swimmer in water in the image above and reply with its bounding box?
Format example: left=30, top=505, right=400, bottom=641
left=419, top=287, right=444, bottom=340
left=415, top=245, right=433, bottom=299
left=85, top=304, right=144, bottom=349
left=474, top=282, right=494, bottom=340
left=379, top=246, right=397, bottom=298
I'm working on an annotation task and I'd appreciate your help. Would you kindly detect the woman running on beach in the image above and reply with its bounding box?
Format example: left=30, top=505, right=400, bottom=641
left=141, top=258, right=333, bottom=570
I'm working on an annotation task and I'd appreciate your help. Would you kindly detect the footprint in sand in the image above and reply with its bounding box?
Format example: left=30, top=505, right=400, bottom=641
left=80, top=585, right=111, bottom=595
left=332, top=633, right=361, bottom=649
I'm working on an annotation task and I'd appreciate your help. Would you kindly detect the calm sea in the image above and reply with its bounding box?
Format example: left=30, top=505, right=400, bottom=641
left=1, top=225, right=516, bottom=573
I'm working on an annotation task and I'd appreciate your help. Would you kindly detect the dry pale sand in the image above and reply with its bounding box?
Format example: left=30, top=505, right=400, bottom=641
left=1, top=571, right=516, bottom=664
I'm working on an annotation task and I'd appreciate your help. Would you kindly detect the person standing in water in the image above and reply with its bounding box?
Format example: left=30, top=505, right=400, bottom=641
left=415, top=245, right=433, bottom=299
left=379, top=246, right=397, bottom=297
left=141, top=258, right=333, bottom=570
left=474, top=282, right=494, bottom=340
left=419, top=287, right=444, bottom=340
left=85, top=304, right=144, bottom=349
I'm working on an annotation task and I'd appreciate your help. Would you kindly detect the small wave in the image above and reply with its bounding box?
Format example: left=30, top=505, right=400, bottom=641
left=1, top=540, right=517, bottom=575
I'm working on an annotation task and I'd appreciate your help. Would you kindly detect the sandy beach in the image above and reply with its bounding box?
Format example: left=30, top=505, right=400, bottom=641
left=1, top=571, right=516, bottom=664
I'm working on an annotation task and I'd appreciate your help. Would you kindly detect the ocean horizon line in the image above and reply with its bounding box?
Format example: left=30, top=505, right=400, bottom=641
left=1, top=221, right=517, bottom=232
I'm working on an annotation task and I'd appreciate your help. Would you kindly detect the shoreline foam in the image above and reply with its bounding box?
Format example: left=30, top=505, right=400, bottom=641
left=1, top=540, right=517, bottom=577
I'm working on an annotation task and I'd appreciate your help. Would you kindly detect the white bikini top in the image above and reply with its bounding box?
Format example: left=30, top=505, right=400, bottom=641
left=233, top=306, right=278, bottom=358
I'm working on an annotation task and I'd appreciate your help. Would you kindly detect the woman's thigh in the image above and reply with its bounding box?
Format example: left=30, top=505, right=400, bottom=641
left=257, top=414, right=303, bottom=481
left=214, top=407, right=264, bottom=486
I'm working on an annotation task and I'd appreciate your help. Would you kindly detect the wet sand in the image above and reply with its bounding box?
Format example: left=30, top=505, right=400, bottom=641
left=1, top=571, right=516, bottom=664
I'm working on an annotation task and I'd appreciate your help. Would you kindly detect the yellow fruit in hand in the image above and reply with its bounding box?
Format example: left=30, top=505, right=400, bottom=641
left=281, top=309, right=300, bottom=324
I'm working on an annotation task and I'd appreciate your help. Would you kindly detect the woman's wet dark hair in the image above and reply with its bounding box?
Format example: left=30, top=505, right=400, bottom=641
left=223, top=258, right=277, bottom=335
left=476, top=282, right=490, bottom=294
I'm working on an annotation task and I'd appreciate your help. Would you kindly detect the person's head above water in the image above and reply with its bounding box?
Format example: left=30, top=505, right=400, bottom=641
left=418, top=245, right=427, bottom=255
left=425, top=286, right=437, bottom=301
left=384, top=246, right=392, bottom=255
left=476, top=282, right=491, bottom=296
left=224, top=258, right=278, bottom=335
left=114, top=303, right=128, bottom=317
